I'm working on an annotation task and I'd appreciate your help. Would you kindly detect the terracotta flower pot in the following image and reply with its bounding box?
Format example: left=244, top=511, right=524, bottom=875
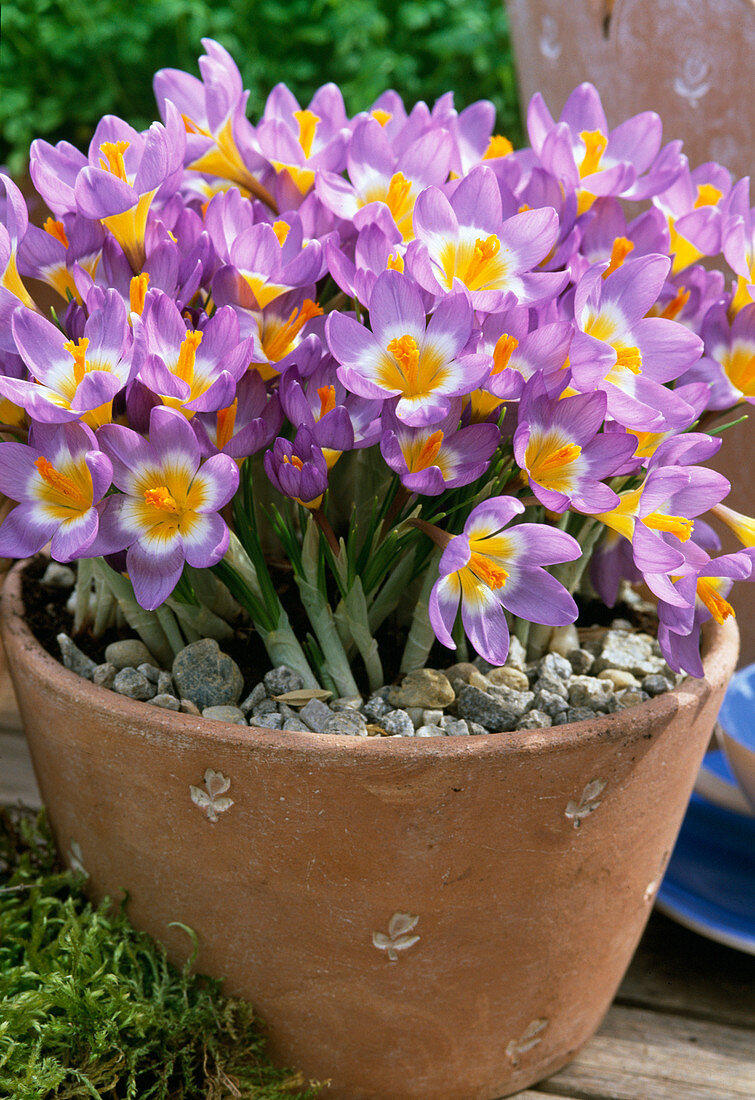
left=0, top=560, right=739, bottom=1099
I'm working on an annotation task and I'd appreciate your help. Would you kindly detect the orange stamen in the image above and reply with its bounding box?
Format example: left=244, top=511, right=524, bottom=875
left=44, top=217, right=69, bottom=248
left=484, top=134, right=513, bottom=159
left=694, top=183, right=723, bottom=209
left=99, top=140, right=130, bottom=182
left=284, top=454, right=304, bottom=471
left=129, top=272, right=150, bottom=315
left=659, top=286, right=691, bottom=320
left=386, top=251, right=404, bottom=272
left=697, top=578, right=735, bottom=625
left=34, top=456, right=89, bottom=508
left=263, top=299, right=323, bottom=362
left=387, top=333, right=420, bottom=389
left=579, top=130, right=608, bottom=177
left=464, top=234, right=501, bottom=287
left=603, top=236, right=635, bottom=279
left=411, top=429, right=444, bottom=471
left=294, top=109, right=320, bottom=158
left=216, top=399, right=238, bottom=451
left=144, top=486, right=180, bottom=513
left=468, top=552, right=509, bottom=590
left=176, top=329, right=203, bottom=385
left=492, top=333, right=519, bottom=374
left=385, top=172, right=412, bottom=218
left=614, top=345, right=643, bottom=374
left=63, top=336, right=89, bottom=385
left=371, top=108, right=392, bottom=127
left=317, top=385, right=336, bottom=419
left=272, top=220, right=290, bottom=246
left=534, top=442, right=582, bottom=475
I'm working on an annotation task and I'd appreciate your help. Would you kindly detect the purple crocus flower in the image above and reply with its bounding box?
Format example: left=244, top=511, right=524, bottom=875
left=2, top=290, right=133, bottom=427
left=722, top=176, right=755, bottom=315
left=681, top=301, right=755, bottom=408
left=513, top=374, right=637, bottom=513
left=479, top=307, right=573, bottom=406
left=279, top=361, right=382, bottom=467
left=94, top=405, right=239, bottom=609
left=428, top=497, right=580, bottom=665
left=653, top=160, right=732, bottom=275
left=326, top=216, right=407, bottom=306
left=0, top=421, right=111, bottom=561
left=18, top=213, right=104, bottom=305
left=192, top=371, right=283, bottom=460
left=407, top=165, right=565, bottom=312
left=264, top=426, right=329, bottom=509
left=326, top=269, right=489, bottom=426
left=211, top=216, right=325, bottom=313
left=227, top=287, right=324, bottom=382
left=380, top=399, right=500, bottom=495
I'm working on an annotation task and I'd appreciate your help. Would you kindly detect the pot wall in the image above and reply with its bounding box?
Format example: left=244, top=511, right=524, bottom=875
left=0, top=563, right=739, bottom=1099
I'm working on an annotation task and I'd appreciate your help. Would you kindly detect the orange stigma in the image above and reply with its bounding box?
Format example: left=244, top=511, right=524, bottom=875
left=697, top=578, right=735, bottom=625
left=694, top=183, right=723, bottom=209
left=129, top=272, right=150, bottom=315
left=387, top=334, right=420, bottom=389
left=385, top=172, right=412, bottom=217
left=99, top=140, right=130, bottom=182
left=643, top=512, right=693, bottom=541
left=176, top=329, right=203, bottom=385
left=468, top=552, right=509, bottom=590
left=284, top=454, right=304, bottom=471
left=411, top=430, right=444, bottom=471
left=603, top=236, right=634, bottom=278
left=263, top=299, right=323, bottom=363
left=144, top=486, right=180, bottom=513
left=272, top=220, right=290, bottom=246
left=63, top=336, right=89, bottom=384
left=659, top=286, right=691, bottom=320
left=492, top=333, right=519, bottom=374
left=294, top=109, right=320, bottom=158
left=484, top=134, right=513, bottom=159
left=386, top=251, right=404, bottom=272
left=614, top=345, right=643, bottom=374
left=34, top=456, right=89, bottom=508
left=317, top=385, right=337, bottom=419
left=371, top=109, right=392, bottom=127
left=579, top=130, right=607, bottom=177
left=216, top=399, right=238, bottom=451
left=44, top=217, right=69, bottom=248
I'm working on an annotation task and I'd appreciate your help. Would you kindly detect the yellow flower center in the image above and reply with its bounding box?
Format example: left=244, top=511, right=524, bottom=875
left=697, top=577, right=735, bottom=625
left=294, top=109, right=320, bottom=158
left=407, top=429, right=444, bottom=472
left=694, top=183, right=723, bottom=209
left=64, top=336, right=90, bottom=385
left=386, top=251, right=404, bottom=272
left=613, top=344, right=643, bottom=374
left=720, top=342, right=755, bottom=398
left=484, top=134, right=513, bottom=159
left=99, top=140, right=130, bottom=182
left=657, top=286, right=690, bottom=320
left=34, top=456, right=90, bottom=510
left=129, top=272, right=150, bottom=315
left=44, top=217, right=69, bottom=248
left=468, top=551, right=509, bottom=590
left=526, top=438, right=582, bottom=492
left=144, top=485, right=180, bottom=513
left=603, top=236, right=635, bottom=279
left=272, top=220, right=290, bottom=246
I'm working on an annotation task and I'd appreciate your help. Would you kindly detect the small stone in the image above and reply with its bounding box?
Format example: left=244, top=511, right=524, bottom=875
left=568, top=676, right=613, bottom=712
left=157, top=671, right=174, bottom=696
left=598, top=668, right=640, bottom=690
left=566, top=648, right=594, bottom=675
left=486, top=666, right=530, bottom=692
left=179, top=699, right=201, bottom=715
left=172, top=639, right=244, bottom=710
left=105, top=639, right=154, bottom=670
left=149, top=693, right=181, bottom=710
left=593, top=630, right=667, bottom=678
left=252, top=698, right=278, bottom=718
left=277, top=703, right=299, bottom=722
left=57, top=633, right=97, bottom=680
left=540, top=652, right=573, bottom=680
left=642, top=673, right=674, bottom=696
left=468, top=722, right=488, bottom=736
left=415, top=724, right=446, bottom=737
left=206, top=702, right=247, bottom=727
left=330, top=695, right=364, bottom=711
left=444, top=662, right=478, bottom=684
left=92, top=662, right=117, bottom=689
left=406, top=707, right=424, bottom=728
left=252, top=713, right=284, bottom=730
left=41, top=562, right=76, bottom=589
left=137, top=662, right=161, bottom=684
left=611, top=618, right=634, bottom=631
left=422, top=708, right=444, bottom=726
left=517, top=709, right=553, bottom=730
left=362, top=694, right=391, bottom=722
left=380, top=709, right=415, bottom=737
left=240, top=683, right=267, bottom=715
left=456, top=684, right=518, bottom=732
left=533, top=689, right=569, bottom=719
left=548, top=623, right=579, bottom=657
left=113, top=667, right=155, bottom=701
left=486, top=687, right=535, bottom=718
left=388, top=669, right=455, bottom=709
left=323, top=710, right=368, bottom=736
left=565, top=706, right=597, bottom=724
left=533, top=673, right=569, bottom=699
left=467, top=669, right=493, bottom=691
left=264, top=665, right=304, bottom=696
left=505, top=636, right=527, bottom=670
left=300, top=698, right=334, bottom=733
left=283, top=717, right=312, bottom=732
left=440, top=716, right=470, bottom=736
left=613, top=688, right=650, bottom=709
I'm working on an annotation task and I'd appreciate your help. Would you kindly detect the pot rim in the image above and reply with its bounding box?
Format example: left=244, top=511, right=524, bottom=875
left=1, top=557, right=739, bottom=763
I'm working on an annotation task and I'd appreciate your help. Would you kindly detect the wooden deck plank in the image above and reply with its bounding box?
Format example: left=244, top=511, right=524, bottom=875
left=540, top=1004, right=755, bottom=1099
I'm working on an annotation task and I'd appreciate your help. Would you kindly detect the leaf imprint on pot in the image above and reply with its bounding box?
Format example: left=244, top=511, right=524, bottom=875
left=564, top=778, right=607, bottom=829
left=372, top=912, right=420, bottom=962
left=506, top=1018, right=549, bottom=1066
left=68, top=840, right=88, bottom=878
left=190, top=769, right=234, bottom=822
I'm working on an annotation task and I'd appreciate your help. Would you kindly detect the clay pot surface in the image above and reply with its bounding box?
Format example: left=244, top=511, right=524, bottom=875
left=1, top=561, right=739, bottom=1099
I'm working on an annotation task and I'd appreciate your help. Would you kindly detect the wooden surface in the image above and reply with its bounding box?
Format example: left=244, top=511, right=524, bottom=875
left=2, top=722, right=754, bottom=1099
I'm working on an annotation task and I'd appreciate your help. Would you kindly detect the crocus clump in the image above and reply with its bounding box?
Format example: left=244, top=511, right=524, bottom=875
left=0, top=45, right=753, bottom=695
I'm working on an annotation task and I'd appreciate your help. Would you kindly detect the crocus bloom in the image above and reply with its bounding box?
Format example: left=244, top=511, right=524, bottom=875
left=514, top=376, right=637, bottom=513
left=192, top=371, right=282, bottom=460
left=722, top=176, right=755, bottom=314
left=407, top=166, right=565, bottom=311
left=212, top=217, right=324, bottom=312
left=18, top=213, right=104, bottom=304
left=327, top=269, right=489, bottom=425
left=264, top=427, right=329, bottom=509
left=653, top=160, right=732, bottom=275
left=279, top=362, right=382, bottom=467
left=95, top=405, right=239, bottom=609
left=0, top=421, right=111, bottom=561
left=3, top=290, right=133, bottom=427
left=685, top=302, right=755, bottom=408
left=478, top=308, right=573, bottom=406
left=428, top=497, right=581, bottom=665
left=238, top=289, right=324, bottom=382
left=380, top=399, right=500, bottom=495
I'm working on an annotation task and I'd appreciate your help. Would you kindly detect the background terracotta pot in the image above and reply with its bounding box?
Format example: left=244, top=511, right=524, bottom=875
left=0, top=561, right=739, bottom=1099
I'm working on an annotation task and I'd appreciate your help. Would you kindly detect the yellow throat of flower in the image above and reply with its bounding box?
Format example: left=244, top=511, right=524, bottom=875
left=144, top=485, right=180, bottom=513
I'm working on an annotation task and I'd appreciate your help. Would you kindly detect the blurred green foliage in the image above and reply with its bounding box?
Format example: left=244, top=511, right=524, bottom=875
left=0, top=0, right=522, bottom=173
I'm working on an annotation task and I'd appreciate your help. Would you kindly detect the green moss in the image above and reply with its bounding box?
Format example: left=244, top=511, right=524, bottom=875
left=0, top=807, right=320, bottom=1099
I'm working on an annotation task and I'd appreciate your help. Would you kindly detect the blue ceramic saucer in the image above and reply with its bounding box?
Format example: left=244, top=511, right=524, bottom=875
left=657, top=751, right=755, bottom=954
